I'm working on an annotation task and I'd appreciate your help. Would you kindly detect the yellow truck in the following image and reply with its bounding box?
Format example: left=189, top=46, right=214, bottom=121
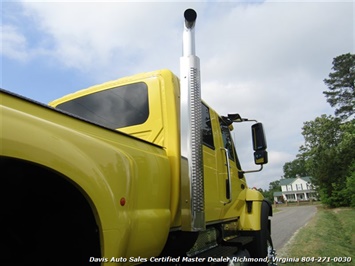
left=1, top=9, right=275, bottom=266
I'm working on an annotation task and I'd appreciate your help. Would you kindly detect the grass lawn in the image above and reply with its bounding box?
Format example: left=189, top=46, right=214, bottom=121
left=275, top=207, right=355, bottom=265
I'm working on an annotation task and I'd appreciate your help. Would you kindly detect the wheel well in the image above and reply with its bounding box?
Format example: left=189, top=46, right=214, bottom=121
left=1, top=157, right=101, bottom=265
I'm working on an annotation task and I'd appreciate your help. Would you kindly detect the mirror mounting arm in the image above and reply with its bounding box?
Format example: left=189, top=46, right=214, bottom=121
left=238, top=164, right=263, bottom=175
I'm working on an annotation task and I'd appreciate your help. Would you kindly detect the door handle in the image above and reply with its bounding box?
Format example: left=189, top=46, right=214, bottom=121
left=221, top=148, right=232, bottom=205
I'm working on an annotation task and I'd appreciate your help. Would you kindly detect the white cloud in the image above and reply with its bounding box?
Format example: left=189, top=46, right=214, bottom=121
left=195, top=2, right=352, bottom=189
left=3, top=0, right=353, bottom=189
left=1, top=24, right=30, bottom=61
left=17, top=2, right=193, bottom=78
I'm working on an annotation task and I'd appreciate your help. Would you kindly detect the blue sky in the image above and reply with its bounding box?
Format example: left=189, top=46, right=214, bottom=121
left=1, top=0, right=354, bottom=189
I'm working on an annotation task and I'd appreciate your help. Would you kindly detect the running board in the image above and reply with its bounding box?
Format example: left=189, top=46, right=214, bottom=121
left=222, top=236, right=254, bottom=247
left=191, top=246, right=250, bottom=265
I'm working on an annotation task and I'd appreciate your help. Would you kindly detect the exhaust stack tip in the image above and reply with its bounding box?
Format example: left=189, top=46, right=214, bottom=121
left=184, top=9, right=197, bottom=29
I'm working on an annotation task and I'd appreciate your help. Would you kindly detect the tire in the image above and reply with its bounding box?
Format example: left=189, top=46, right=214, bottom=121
left=246, top=200, right=275, bottom=265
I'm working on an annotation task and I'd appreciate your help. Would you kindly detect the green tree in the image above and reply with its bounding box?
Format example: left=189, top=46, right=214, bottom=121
left=339, top=123, right=355, bottom=207
left=262, top=180, right=281, bottom=203
left=268, top=180, right=281, bottom=191
left=299, top=115, right=355, bottom=207
left=323, top=53, right=355, bottom=121
left=286, top=53, right=355, bottom=207
left=283, top=157, right=309, bottom=179
left=344, top=162, right=355, bottom=207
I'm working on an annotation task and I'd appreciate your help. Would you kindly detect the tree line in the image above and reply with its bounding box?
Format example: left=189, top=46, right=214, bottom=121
left=263, top=53, right=355, bottom=208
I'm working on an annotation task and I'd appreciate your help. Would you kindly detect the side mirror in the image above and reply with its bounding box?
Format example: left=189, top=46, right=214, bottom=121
left=254, top=150, right=268, bottom=165
left=251, top=123, right=268, bottom=165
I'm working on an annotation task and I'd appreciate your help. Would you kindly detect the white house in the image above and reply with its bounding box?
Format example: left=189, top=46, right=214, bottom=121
left=273, top=176, right=318, bottom=203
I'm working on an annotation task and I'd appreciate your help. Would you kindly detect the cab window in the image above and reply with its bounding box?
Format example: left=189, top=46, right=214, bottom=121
left=219, top=118, right=236, bottom=161
left=202, top=103, right=214, bottom=149
left=56, top=82, right=149, bottom=129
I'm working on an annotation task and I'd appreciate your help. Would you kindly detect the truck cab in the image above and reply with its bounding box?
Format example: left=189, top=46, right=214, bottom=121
left=50, top=68, right=273, bottom=263
left=1, top=8, right=274, bottom=266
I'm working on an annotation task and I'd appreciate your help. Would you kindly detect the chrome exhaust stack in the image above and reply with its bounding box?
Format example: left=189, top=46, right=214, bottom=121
left=180, top=8, right=205, bottom=231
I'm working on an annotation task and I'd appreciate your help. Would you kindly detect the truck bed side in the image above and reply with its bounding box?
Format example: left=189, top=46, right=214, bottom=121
left=0, top=89, right=172, bottom=262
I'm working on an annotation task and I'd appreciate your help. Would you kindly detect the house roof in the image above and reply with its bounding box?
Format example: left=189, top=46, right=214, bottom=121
left=273, top=191, right=283, bottom=197
left=280, top=176, right=312, bottom=185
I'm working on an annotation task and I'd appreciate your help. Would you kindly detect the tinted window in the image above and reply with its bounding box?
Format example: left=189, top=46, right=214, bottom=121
left=202, top=103, right=214, bottom=148
left=219, top=118, right=235, bottom=161
left=219, top=118, right=242, bottom=169
left=56, top=82, right=149, bottom=129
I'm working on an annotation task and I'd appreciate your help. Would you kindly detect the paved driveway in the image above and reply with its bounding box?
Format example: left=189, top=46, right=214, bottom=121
left=270, top=205, right=317, bottom=251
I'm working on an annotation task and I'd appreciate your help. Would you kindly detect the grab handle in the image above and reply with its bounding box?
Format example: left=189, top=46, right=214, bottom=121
left=221, top=148, right=232, bottom=205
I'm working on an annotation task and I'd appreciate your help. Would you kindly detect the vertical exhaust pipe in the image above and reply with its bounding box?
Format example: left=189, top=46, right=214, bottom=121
left=180, top=8, right=205, bottom=231
left=183, top=9, right=197, bottom=56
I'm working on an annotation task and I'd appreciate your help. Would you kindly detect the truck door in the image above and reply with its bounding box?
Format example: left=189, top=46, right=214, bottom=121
left=201, top=104, right=245, bottom=222
left=217, top=118, right=244, bottom=219
left=201, top=103, right=220, bottom=222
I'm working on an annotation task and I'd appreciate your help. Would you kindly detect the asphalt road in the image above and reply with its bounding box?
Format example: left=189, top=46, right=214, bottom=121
left=270, top=205, right=317, bottom=251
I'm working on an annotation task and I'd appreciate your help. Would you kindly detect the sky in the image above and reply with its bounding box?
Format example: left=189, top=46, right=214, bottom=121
left=1, top=0, right=354, bottom=190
